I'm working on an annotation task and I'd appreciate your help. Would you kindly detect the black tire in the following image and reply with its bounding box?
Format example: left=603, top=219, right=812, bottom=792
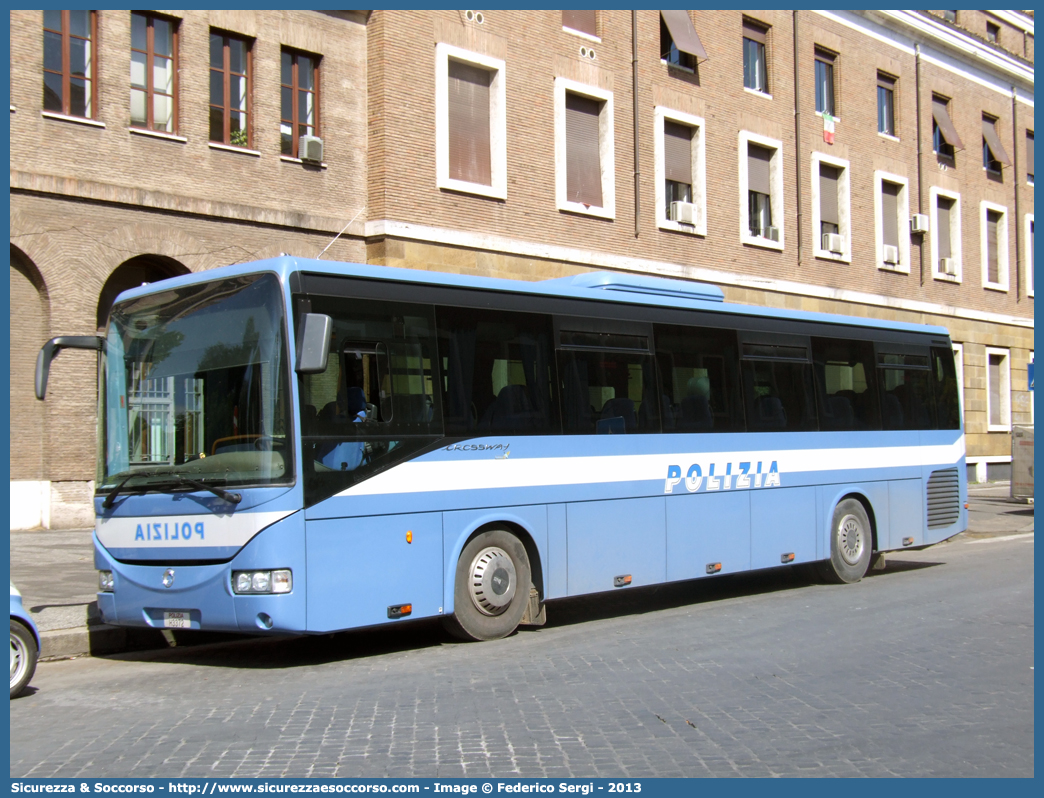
left=10, top=620, right=38, bottom=698
left=443, top=528, right=532, bottom=642
left=818, top=498, right=873, bottom=584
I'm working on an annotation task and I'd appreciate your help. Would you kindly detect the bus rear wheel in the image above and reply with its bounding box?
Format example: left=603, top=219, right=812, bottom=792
left=819, top=498, right=872, bottom=584
left=443, top=529, right=531, bottom=642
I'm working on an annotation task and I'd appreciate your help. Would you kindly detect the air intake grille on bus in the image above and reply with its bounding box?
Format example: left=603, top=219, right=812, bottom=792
left=926, top=468, right=961, bottom=529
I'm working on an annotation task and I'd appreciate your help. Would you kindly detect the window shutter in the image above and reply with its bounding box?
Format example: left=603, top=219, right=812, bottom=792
left=448, top=60, right=492, bottom=185
left=563, top=10, right=596, bottom=37
left=565, top=92, right=603, bottom=207
left=982, top=116, right=1011, bottom=166
left=747, top=143, right=772, bottom=195
left=932, top=96, right=964, bottom=150
left=819, top=164, right=839, bottom=226
left=663, top=121, right=692, bottom=185
left=881, top=181, right=900, bottom=248
left=742, top=19, right=767, bottom=44
left=936, top=198, right=952, bottom=259
left=986, top=210, right=1000, bottom=283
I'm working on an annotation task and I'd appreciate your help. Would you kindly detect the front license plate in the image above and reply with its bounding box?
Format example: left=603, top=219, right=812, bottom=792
left=163, top=611, right=191, bottom=629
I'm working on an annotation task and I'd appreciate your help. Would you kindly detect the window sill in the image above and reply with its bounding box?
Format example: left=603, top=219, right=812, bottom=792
left=438, top=177, right=506, bottom=201
left=743, top=87, right=772, bottom=100
left=562, top=26, right=600, bottom=43
left=741, top=234, right=784, bottom=251
left=662, top=59, right=695, bottom=75
left=987, top=424, right=1012, bottom=433
left=878, top=262, right=910, bottom=274
left=877, top=132, right=900, bottom=143
left=209, top=142, right=261, bottom=157
left=280, top=155, right=328, bottom=169
left=658, top=219, right=706, bottom=237
left=933, top=271, right=962, bottom=284
left=557, top=200, right=614, bottom=221
left=813, top=248, right=850, bottom=264
left=41, top=111, right=105, bottom=128
left=129, top=127, right=187, bottom=143
left=983, top=281, right=1009, bottom=293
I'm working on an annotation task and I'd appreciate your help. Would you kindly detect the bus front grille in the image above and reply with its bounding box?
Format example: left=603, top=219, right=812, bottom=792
left=926, top=468, right=961, bottom=529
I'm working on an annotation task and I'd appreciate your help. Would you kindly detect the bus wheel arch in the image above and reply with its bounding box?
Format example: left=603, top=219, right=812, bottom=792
left=819, top=493, right=875, bottom=584
left=443, top=521, right=542, bottom=642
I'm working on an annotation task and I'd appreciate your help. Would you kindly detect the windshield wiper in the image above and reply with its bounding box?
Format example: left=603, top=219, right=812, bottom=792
left=102, top=473, right=242, bottom=508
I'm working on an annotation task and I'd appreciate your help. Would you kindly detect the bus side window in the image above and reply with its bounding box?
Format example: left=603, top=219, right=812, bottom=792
left=654, top=324, right=743, bottom=433
left=740, top=340, right=818, bottom=432
left=557, top=349, right=659, bottom=434
left=931, top=346, right=961, bottom=430
left=811, top=337, right=880, bottom=431
left=876, top=350, right=935, bottom=430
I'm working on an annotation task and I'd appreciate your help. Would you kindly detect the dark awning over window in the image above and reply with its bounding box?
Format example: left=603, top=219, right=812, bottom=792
left=982, top=117, right=1011, bottom=166
left=932, top=97, right=964, bottom=150
left=660, top=10, right=707, bottom=62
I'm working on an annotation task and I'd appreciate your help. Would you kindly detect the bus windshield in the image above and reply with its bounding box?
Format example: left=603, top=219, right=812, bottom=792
left=98, top=273, right=293, bottom=493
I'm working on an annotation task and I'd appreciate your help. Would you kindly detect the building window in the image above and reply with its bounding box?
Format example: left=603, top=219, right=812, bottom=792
left=654, top=107, right=706, bottom=236
left=1026, top=130, right=1034, bottom=184
left=932, top=95, right=962, bottom=161
left=436, top=45, right=506, bottom=199
left=742, top=19, right=768, bottom=93
left=985, top=347, right=1011, bottom=432
left=739, top=131, right=783, bottom=250
left=981, top=202, right=1009, bottom=291
left=986, top=21, right=1000, bottom=44
left=554, top=78, right=615, bottom=219
left=42, top=10, right=97, bottom=118
left=562, top=10, right=597, bottom=39
left=209, top=31, right=252, bottom=148
left=1027, top=214, right=1035, bottom=298
left=811, top=153, right=850, bottom=261
left=877, top=73, right=895, bottom=137
left=280, top=49, right=320, bottom=158
left=982, top=115, right=1009, bottom=177
left=930, top=186, right=962, bottom=281
left=951, top=342, right=965, bottom=426
left=814, top=48, right=836, bottom=117
left=130, top=13, right=177, bottom=134
left=659, top=11, right=706, bottom=72
left=874, top=171, right=910, bottom=272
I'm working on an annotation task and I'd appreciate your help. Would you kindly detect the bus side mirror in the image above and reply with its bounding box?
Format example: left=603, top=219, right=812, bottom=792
left=35, top=336, right=104, bottom=400
left=296, top=313, right=333, bottom=374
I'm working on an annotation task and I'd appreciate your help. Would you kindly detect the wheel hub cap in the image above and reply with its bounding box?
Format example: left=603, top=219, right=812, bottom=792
left=467, top=547, right=517, bottom=616
left=838, top=514, right=866, bottom=565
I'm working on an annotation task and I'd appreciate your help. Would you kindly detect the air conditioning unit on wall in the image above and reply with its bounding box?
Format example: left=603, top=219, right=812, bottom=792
left=670, top=201, right=696, bottom=225
left=822, top=233, right=844, bottom=254
left=911, top=213, right=930, bottom=234
left=299, top=135, right=324, bottom=163
left=883, top=245, right=900, bottom=265
left=764, top=226, right=780, bottom=242
left=940, top=257, right=957, bottom=276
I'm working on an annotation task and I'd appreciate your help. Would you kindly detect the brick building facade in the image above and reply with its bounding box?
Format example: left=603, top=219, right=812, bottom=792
left=9, top=10, right=1034, bottom=528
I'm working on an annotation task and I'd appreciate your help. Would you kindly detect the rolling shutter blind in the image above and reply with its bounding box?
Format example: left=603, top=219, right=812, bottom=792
left=1027, top=131, right=1034, bottom=178
left=448, top=60, right=492, bottom=185
left=937, top=198, right=952, bottom=259
left=881, top=181, right=900, bottom=248
left=877, top=73, right=895, bottom=91
left=819, top=164, right=839, bottom=225
left=663, top=121, right=692, bottom=185
left=743, top=19, right=766, bottom=43
left=748, top=144, right=772, bottom=195
left=566, top=92, right=603, bottom=207
left=563, top=10, right=596, bottom=37
left=986, top=210, right=1000, bottom=283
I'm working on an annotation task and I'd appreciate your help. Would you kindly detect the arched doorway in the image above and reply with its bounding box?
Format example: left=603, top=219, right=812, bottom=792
left=10, top=246, right=50, bottom=483
left=96, top=255, right=189, bottom=331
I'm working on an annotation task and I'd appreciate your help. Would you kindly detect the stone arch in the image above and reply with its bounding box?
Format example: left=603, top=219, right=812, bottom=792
left=10, top=245, right=50, bottom=484
left=96, top=254, right=190, bottom=331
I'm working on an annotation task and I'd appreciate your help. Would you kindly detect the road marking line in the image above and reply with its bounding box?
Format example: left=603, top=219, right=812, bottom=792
left=964, top=532, right=1034, bottom=545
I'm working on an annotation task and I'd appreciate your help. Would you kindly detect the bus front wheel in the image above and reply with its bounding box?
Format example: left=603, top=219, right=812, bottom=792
left=443, top=529, right=531, bottom=642
left=819, top=498, right=872, bottom=584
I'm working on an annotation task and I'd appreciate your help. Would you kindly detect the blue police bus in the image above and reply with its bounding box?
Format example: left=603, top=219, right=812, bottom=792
left=36, top=256, right=966, bottom=641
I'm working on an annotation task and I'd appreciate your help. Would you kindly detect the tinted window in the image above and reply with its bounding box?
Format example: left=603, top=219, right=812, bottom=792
left=436, top=306, right=557, bottom=436
left=812, top=337, right=880, bottom=430
left=931, top=345, right=961, bottom=430
left=559, top=349, right=659, bottom=434
left=654, top=324, right=744, bottom=432
left=741, top=342, right=817, bottom=432
left=877, top=350, right=935, bottom=430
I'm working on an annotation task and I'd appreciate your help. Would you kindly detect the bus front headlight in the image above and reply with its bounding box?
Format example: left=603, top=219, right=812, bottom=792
left=232, top=570, right=292, bottom=594
left=98, top=570, right=114, bottom=592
